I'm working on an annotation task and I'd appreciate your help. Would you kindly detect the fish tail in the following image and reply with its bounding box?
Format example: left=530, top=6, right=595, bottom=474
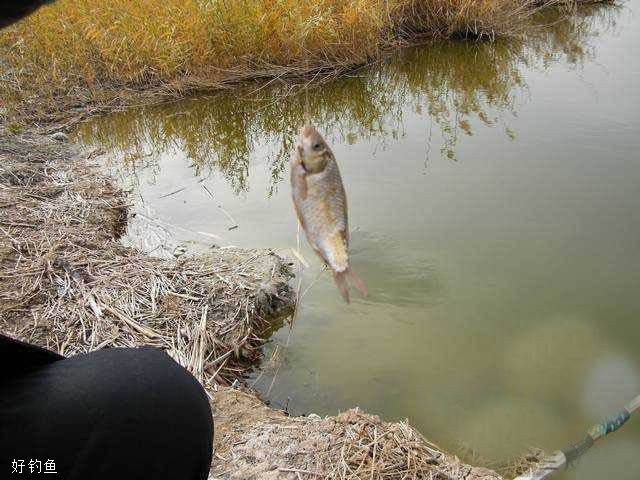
left=333, top=268, right=368, bottom=303
left=333, top=270, right=351, bottom=304
left=347, top=268, right=368, bottom=298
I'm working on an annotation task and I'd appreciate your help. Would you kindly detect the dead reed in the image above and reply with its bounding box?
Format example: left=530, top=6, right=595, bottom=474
left=213, top=385, right=504, bottom=479
left=0, top=128, right=294, bottom=387
left=0, top=0, right=598, bottom=125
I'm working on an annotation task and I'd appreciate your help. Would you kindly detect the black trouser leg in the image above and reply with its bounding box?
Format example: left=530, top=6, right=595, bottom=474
left=1, top=346, right=213, bottom=480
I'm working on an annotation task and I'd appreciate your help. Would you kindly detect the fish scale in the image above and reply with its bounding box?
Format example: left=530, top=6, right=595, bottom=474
left=291, top=124, right=367, bottom=303
left=294, top=156, right=349, bottom=272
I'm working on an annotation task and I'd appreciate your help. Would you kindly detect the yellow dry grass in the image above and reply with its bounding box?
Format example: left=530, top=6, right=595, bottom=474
left=0, top=0, right=586, bottom=124
left=213, top=385, right=504, bottom=479
left=0, top=128, right=294, bottom=387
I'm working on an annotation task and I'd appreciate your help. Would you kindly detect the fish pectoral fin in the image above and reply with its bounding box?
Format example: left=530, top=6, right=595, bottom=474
left=293, top=164, right=308, bottom=200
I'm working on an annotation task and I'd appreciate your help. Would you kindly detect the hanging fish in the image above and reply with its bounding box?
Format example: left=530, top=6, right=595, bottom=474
left=291, top=124, right=368, bottom=303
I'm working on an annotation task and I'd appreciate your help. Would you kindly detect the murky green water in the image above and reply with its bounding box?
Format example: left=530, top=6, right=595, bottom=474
left=76, top=4, right=640, bottom=478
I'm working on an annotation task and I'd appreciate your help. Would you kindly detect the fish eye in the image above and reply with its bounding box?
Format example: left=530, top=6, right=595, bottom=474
left=312, top=142, right=322, bottom=151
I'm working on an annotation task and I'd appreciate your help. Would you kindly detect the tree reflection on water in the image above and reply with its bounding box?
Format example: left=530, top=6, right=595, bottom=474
left=75, top=5, right=617, bottom=195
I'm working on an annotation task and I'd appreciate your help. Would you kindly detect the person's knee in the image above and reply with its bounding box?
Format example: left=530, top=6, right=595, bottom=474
left=6, top=346, right=213, bottom=479
left=63, top=347, right=213, bottom=477
left=126, top=347, right=213, bottom=433
left=86, top=347, right=213, bottom=447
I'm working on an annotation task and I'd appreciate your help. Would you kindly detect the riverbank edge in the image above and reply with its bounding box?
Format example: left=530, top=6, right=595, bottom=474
left=0, top=128, right=524, bottom=478
left=1, top=0, right=613, bottom=133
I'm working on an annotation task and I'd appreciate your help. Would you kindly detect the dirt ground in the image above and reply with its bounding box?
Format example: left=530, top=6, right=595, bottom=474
left=0, top=128, right=514, bottom=479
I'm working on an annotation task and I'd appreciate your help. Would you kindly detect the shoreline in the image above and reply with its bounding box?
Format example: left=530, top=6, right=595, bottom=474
left=0, top=128, right=293, bottom=385
left=0, top=128, right=519, bottom=478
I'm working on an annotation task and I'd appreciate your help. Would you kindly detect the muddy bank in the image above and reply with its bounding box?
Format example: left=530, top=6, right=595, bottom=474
left=0, top=129, right=513, bottom=478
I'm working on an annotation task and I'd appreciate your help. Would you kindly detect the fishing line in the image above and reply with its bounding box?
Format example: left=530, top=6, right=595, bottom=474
left=303, top=57, right=311, bottom=124
left=513, top=393, right=640, bottom=480
left=263, top=49, right=328, bottom=395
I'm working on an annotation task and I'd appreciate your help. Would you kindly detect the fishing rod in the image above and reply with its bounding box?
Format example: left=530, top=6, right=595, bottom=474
left=513, top=393, right=640, bottom=480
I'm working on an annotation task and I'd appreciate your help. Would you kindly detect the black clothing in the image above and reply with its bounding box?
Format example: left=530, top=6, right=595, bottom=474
left=1, top=336, right=213, bottom=479
left=0, top=336, right=63, bottom=376
left=0, top=0, right=56, bottom=28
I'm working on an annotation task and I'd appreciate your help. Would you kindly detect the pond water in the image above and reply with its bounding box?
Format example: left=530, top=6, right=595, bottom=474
left=75, top=3, right=640, bottom=478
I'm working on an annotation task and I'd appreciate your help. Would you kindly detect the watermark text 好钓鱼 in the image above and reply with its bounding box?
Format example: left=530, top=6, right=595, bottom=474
left=11, top=459, right=57, bottom=474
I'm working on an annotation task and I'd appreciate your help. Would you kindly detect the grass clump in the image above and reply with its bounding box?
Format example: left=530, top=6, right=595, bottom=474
left=213, top=386, right=504, bottom=479
left=0, top=0, right=588, bottom=124
left=0, top=128, right=294, bottom=387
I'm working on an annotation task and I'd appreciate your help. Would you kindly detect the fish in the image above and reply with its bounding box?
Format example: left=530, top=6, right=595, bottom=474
left=291, top=124, right=368, bottom=303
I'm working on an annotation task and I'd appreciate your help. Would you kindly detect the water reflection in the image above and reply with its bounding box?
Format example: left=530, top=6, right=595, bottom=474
left=73, top=4, right=640, bottom=478
left=76, top=6, right=617, bottom=195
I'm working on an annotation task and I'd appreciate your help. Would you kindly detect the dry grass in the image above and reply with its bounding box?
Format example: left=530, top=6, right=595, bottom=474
left=0, top=128, right=294, bottom=386
left=496, top=449, right=545, bottom=478
left=0, top=0, right=596, bottom=125
left=72, top=2, right=617, bottom=197
left=213, top=385, right=504, bottom=479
